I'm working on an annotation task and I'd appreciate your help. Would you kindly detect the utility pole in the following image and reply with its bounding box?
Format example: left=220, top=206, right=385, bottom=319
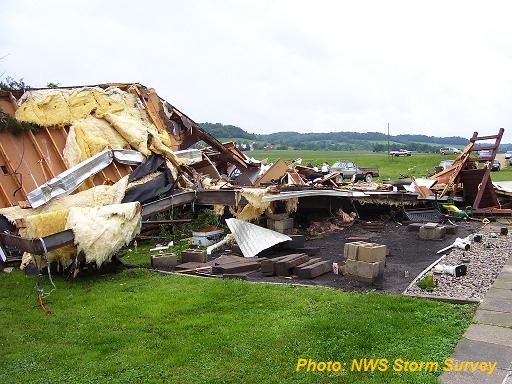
left=387, top=122, right=390, bottom=159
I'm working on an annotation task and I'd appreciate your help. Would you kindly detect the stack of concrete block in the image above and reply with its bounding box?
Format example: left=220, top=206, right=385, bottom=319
left=344, top=241, right=386, bottom=282
left=266, top=217, right=294, bottom=235
left=419, top=222, right=446, bottom=240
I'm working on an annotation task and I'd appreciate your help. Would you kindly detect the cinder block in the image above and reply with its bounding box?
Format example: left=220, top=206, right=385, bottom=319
left=267, top=218, right=294, bottom=232
left=346, top=259, right=384, bottom=279
left=266, top=212, right=289, bottom=221
left=181, top=249, right=207, bottom=263
left=343, top=241, right=366, bottom=259
left=419, top=224, right=446, bottom=240
left=357, top=244, right=386, bottom=263
left=151, top=253, right=177, bottom=268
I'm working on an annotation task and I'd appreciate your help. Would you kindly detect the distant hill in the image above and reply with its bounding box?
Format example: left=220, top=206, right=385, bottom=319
left=200, top=122, right=510, bottom=152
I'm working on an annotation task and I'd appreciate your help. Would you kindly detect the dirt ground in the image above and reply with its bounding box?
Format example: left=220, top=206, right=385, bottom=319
left=246, top=220, right=482, bottom=293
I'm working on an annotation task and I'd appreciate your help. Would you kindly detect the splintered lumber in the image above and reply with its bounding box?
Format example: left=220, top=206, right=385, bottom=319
left=211, top=259, right=260, bottom=274
left=295, top=260, right=332, bottom=279
left=274, top=253, right=309, bottom=276
left=174, top=262, right=212, bottom=274
left=260, top=254, right=294, bottom=276
left=292, top=257, right=321, bottom=275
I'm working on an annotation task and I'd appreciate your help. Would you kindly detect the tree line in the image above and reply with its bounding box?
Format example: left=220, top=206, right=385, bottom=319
left=200, top=122, right=472, bottom=153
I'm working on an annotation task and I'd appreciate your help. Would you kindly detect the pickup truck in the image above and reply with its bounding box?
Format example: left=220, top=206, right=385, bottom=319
left=389, top=149, right=412, bottom=157
left=330, top=160, right=379, bottom=182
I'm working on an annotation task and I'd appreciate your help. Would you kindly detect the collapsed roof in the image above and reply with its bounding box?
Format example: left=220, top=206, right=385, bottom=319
left=0, top=83, right=510, bottom=272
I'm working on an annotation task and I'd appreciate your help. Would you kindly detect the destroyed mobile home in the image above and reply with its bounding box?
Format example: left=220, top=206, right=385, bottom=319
left=0, top=83, right=511, bottom=290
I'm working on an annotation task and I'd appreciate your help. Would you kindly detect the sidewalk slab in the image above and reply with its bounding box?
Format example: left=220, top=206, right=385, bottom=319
left=498, top=271, right=512, bottom=281
left=441, top=257, right=512, bottom=384
left=480, top=295, right=512, bottom=313
left=485, top=287, right=512, bottom=300
left=475, top=309, right=512, bottom=328
left=464, top=324, right=512, bottom=348
left=439, top=367, right=509, bottom=384
left=492, top=279, right=512, bottom=290
left=451, top=338, right=512, bottom=370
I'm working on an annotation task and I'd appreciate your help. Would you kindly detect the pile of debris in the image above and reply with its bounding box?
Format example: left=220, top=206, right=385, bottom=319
left=0, top=83, right=511, bottom=282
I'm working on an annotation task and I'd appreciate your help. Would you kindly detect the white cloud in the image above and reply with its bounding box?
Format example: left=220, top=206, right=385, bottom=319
left=1, top=0, right=512, bottom=142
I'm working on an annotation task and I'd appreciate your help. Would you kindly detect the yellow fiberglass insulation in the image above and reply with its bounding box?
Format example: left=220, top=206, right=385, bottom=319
left=285, top=198, right=299, bottom=213
left=230, top=188, right=272, bottom=221
left=0, top=176, right=128, bottom=224
left=103, top=111, right=182, bottom=167
left=103, top=112, right=151, bottom=156
left=63, top=116, right=130, bottom=167
left=15, top=87, right=137, bottom=127
left=21, top=209, right=76, bottom=270
left=65, top=202, right=142, bottom=267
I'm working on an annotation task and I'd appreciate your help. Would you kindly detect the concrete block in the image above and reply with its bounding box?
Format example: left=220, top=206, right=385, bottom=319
left=181, top=249, right=207, bottom=263
left=151, top=253, right=177, bottom=268
left=343, top=241, right=366, bottom=259
left=296, top=260, right=332, bottom=279
left=267, top=218, right=294, bottom=232
left=346, top=259, right=384, bottom=279
left=280, top=228, right=293, bottom=235
left=266, top=212, right=289, bottom=221
left=419, top=224, right=446, bottom=240
left=357, top=243, right=386, bottom=263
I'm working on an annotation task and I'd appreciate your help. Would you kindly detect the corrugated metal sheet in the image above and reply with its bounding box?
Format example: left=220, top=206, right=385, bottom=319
left=225, top=218, right=291, bottom=258
left=0, top=128, right=133, bottom=208
left=261, top=189, right=368, bottom=202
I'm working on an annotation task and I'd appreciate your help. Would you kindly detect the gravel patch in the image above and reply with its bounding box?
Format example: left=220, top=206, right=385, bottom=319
left=405, top=225, right=511, bottom=301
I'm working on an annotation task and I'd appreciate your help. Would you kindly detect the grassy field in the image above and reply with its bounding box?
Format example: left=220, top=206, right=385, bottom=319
left=249, top=149, right=512, bottom=181
left=0, top=269, right=474, bottom=384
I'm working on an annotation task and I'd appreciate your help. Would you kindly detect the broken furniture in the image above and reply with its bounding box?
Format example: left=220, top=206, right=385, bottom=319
left=430, top=128, right=511, bottom=215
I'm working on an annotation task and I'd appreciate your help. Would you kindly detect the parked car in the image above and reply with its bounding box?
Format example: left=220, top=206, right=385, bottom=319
left=505, top=151, right=512, bottom=159
left=330, top=161, right=379, bottom=182
left=491, top=159, right=501, bottom=171
left=440, top=147, right=461, bottom=155
left=389, top=149, right=412, bottom=157
left=478, top=150, right=492, bottom=157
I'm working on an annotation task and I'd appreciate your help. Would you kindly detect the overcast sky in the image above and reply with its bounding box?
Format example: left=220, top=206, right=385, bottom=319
left=1, top=0, right=512, bottom=142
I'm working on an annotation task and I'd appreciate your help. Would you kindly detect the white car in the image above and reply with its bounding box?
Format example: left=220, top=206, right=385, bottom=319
left=505, top=151, right=512, bottom=159
left=389, top=149, right=412, bottom=157
left=439, top=147, right=461, bottom=155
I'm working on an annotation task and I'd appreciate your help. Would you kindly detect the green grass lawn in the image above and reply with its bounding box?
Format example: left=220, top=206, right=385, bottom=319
left=249, top=149, right=512, bottom=181
left=0, top=269, right=474, bottom=384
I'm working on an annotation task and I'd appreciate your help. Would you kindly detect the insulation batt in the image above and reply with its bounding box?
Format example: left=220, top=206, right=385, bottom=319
left=64, top=116, right=129, bottom=167
left=65, top=202, right=142, bottom=267
left=0, top=176, right=128, bottom=224
left=15, top=87, right=137, bottom=126
left=231, top=188, right=272, bottom=221
left=0, top=177, right=130, bottom=270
